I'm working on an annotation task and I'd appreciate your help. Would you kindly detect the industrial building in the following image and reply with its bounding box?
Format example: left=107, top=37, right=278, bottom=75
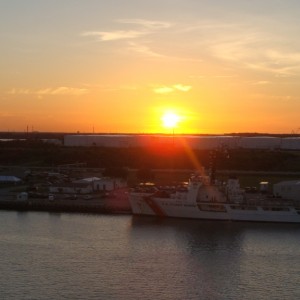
left=0, top=176, right=22, bottom=184
left=49, top=177, right=127, bottom=195
left=73, top=177, right=127, bottom=191
left=273, top=181, right=300, bottom=201
left=64, top=135, right=300, bottom=150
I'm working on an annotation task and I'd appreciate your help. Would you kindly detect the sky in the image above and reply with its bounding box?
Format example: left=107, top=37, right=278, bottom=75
left=1, top=0, right=300, bottom=134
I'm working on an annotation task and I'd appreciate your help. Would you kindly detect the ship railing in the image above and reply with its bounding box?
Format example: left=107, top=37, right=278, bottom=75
left=240, top=197, right=296, bottom=207
left=189, top=175, right=210, bottom=186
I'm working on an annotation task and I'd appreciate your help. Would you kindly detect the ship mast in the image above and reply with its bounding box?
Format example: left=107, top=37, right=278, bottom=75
left=209, top=149, right=217, bottom=185
left=209, top=144, right=229, bottom=185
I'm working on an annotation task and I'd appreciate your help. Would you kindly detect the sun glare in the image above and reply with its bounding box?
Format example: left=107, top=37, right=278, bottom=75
left=162, top=112, right=180, bottom=129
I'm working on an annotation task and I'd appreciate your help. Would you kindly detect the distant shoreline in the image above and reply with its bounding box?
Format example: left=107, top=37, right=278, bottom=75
left=1, top=131, right=300, bottom=140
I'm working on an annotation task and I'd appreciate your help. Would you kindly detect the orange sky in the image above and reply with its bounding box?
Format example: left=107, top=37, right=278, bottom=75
left=1, top=1, right=300, bottom=134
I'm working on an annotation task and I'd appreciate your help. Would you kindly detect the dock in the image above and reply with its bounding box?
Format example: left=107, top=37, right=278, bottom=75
left=0, top=188, right=132, bottom=215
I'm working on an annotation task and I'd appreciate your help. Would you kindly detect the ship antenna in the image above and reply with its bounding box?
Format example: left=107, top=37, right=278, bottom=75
left=209, top=144, right=229, bottom=185
left=209, top=149, right=217, bottom=185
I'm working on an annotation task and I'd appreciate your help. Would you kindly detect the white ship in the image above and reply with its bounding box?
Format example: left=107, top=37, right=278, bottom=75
left=129, top=172, right=300, bottom=223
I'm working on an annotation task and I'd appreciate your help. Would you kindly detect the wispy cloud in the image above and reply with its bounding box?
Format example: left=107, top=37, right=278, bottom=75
left=198, top=23, right=300, bottom=77
left=81, top=18, right=300, bottom=76
left=250, top=93, right=299, bottom=102
left=244, top=49, right=300, bottom=77
left=153, top=86, right=174, bottom=94
left=252, top=80, right=271, bottom=85
left=117, top=19, right=172, bottom=30
left=174, top=19, right=300, bottom=77
left=81, top=30, right=146, bottom=41
left=80, top=83, right=139, bottom=92
left=173, top=84, right=192, bottom=92
left=127, top=42, right=164, bottom=58
left=7, top=87, right=89, bottom=96
left=153, top=84, right=192, bottom=94
left=82, top=19, right=172, bottom=42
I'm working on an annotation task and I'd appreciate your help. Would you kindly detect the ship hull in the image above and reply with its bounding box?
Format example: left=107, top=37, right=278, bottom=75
left=129, top=195, right=300, bottom=223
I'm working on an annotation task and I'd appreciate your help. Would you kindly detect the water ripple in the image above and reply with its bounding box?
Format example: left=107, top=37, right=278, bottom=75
left=0, top=212, right=300, bottom=299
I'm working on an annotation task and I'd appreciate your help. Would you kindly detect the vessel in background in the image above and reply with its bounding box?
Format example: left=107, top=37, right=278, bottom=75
left=129, top=170, right=300, bottom=223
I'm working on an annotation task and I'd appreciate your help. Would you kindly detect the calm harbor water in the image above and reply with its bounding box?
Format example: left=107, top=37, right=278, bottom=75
left=0, top=211, right=300, bottom=300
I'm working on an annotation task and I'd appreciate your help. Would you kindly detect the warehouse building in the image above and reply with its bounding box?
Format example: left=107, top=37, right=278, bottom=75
left=64, top=134, right=300, bottom=150
left=280, top=138, right=300, bottom=150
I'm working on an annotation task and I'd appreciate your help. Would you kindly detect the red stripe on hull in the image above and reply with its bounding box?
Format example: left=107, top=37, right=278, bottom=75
left=144, top=197, right=166, bottom=217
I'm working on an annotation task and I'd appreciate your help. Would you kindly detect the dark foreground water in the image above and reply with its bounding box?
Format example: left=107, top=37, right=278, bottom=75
left=0, top=211, right=300, bottom=300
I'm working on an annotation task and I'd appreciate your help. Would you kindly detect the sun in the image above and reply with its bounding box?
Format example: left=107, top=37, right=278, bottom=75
left=161, top=112, right=180, bottom=129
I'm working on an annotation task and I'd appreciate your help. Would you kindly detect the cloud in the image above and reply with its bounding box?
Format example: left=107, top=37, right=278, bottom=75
left=81, top=19, right=172, bottom=41
left=174, top=19, right=300, bottom=77
left=82, top=30, right=146, bottom=41
left=153, top=84, right=192, bottom=94
left=127, top=42, right=164, bottom=58
left=213, top=75, right=236, bottom=78
left=7, top=89, right=31, bottom=95
left=173, top=84, right=192, bottom=92
left=81, top=18, right=300, bottom=75
left=117, top=19, right=172, bottom=30
left=198, top=23, right=300, bottom=77
left=82, top=19, right=172, bottom=42
left=250, top=93, right=299, bottom=102
left=7, top=87, right=89, bottom=96
left=246, top=50, right=300, bottom=77
left=153, top=86, right=175, bottom=94
left=46, top=87, right=88, bottom=95
left=252, top=80, right=271, bottom=85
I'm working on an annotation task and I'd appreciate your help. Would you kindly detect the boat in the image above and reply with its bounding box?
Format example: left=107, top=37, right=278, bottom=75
left=129, top=171, right=300, bottom=223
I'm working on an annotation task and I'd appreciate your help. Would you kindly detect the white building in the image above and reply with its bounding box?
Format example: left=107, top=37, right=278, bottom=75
left=73, top=177, right=127, bottom=192
left=281, top=138, right=300, bottom=150
left=273, top=181, right=300, bottom=201
left=64, top=135, right=132, bottom=147
left=238, top=137, right=281, bottom=150
left=49, top=177, right=127, bottom=196
left=63, top=134, right=300, bottom=150
left=0, top=176, right=22, bottom=184
left=41, top=139, right=63, bottom=145
left=49, top=183, right=93, bottom=195
left=191, top=136, right=239, bottom=150
left=16, top=192, right=28, bottom=201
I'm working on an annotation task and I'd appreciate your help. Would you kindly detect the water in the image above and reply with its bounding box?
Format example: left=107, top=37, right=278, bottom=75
left=0, top=211, right=300, bottom=300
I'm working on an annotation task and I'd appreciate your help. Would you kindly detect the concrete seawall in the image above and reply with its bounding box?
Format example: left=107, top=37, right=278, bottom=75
left=0, top=199, right=131, bottom=214
left=0, top=188, right=132, bottom=214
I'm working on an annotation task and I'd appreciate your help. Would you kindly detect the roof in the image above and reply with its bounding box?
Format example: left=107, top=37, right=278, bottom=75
left=50, top=182, right=91, bottom=188
left=73, top=177, right=102, bottom=184
left=274, top=180, right=300, bottom=186
left=0, top=176, right=21, bottom=182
